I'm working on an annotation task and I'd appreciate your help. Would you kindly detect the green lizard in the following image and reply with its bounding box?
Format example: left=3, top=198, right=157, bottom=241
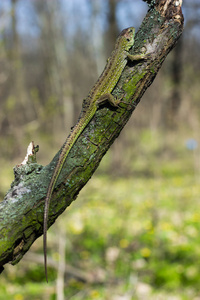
left=43, top=27, right=147, bottom=281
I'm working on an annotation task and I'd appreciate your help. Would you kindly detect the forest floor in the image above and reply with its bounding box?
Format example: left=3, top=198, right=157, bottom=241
left=1, top=128, right=200, bottom=300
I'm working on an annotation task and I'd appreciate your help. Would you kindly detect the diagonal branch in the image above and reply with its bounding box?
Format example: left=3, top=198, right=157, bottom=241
left=0, top=0, right=184, bottom=272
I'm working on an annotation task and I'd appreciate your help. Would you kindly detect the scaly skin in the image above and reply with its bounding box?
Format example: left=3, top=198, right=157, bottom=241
left=43, top=27, right=147, bottom=281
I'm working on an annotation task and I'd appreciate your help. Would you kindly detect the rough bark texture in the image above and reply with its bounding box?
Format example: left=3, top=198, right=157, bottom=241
left=0, top=0, right=184, bottom=272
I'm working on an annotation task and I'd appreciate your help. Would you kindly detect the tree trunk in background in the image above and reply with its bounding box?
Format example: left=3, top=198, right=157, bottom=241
left=6, top=0, right=29, bottom=156
left=165, top=36, right=183, bottom=128
left=34, top=1, right=69, bottom=133
left=105, top=0, right=118, bottom=56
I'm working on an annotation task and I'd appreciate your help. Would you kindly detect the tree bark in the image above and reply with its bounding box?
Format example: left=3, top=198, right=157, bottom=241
left=0, top=0, right=184, bottom=272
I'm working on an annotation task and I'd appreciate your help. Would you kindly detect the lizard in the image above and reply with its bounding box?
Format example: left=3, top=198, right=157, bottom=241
left=43, top=26, right=148, bottom=281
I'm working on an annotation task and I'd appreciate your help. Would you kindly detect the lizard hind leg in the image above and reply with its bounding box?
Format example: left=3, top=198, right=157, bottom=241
left=97, top=93, right=121, bottom=108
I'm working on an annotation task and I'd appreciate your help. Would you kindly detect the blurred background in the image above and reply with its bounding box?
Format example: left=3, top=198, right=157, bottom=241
left=0, top=0, right=200, bottom=299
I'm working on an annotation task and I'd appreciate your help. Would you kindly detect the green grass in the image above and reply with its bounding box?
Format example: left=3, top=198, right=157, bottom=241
left=1, top=129, right=200, bottom=299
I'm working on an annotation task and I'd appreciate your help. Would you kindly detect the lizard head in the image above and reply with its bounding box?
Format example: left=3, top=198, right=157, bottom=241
left=117, top=27, right=135, bottom=51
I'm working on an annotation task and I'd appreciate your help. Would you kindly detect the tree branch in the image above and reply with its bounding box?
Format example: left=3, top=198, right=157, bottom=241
left=0, top=0, right=184, bottom=272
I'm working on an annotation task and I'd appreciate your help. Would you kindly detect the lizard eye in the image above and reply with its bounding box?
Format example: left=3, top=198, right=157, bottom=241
left=126, top=38, right=130, bottom=41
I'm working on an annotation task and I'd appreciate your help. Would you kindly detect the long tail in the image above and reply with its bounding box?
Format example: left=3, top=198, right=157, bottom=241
left=43, top=107, right=96, bottom=281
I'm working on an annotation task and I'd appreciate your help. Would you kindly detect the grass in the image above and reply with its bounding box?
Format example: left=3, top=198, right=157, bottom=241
left=0, top=128, right=200, bottom=299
